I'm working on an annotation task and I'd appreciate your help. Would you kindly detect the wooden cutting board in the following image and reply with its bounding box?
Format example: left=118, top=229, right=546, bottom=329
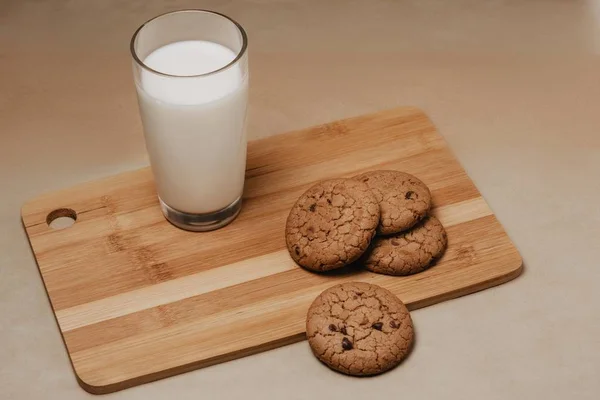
left=22, top=107, right=522, bottom=394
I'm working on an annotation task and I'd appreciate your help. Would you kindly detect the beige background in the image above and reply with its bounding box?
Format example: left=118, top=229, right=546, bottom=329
left=2, top=0, right=600, bottom=398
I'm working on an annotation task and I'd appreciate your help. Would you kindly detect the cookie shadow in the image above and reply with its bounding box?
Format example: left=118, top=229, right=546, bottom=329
left=317, top=260, right=366, bottom=278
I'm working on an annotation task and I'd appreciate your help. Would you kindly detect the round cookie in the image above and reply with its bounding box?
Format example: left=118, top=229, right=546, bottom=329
left=306, top=282, right=414, bottom=376
left=286, top=178, right=380, bottom=272
left=353, top=170, right=432, bottom=235
left=364, top=215, right=447, bottom=276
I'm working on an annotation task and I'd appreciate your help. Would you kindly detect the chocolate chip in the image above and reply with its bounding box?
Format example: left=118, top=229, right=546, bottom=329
left=328, top=324, right=338, bottom=332
left=372, top=322, right=383, bottom=331
left=341, top=337, right=353, bottom=350
left=391, top=240, right=400, bottom=246
left=327, top=199, right=332, bottom=205
left=294, top=246, right=300, bottom=255
left=340, top=326, right=348, bottom=335
left=356, top=292, right=363, bottom=296
left=309, top=204, right=316, bottom=212
left=390, top=320, right=399, bottom=329
left=405, top=191, right=415, bottom=199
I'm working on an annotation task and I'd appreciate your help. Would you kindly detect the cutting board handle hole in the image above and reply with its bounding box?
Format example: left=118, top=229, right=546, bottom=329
left=46, top=208, right=77, bottom=229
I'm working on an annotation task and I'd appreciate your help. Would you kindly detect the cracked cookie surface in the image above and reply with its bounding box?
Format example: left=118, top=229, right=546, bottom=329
left=306, top=282, right=414, bottom=376
left=286, top=179, right=380, bottom=272
left=354, top=170, right=432, bottom=234
left=364, top=215, right=447, bottom=276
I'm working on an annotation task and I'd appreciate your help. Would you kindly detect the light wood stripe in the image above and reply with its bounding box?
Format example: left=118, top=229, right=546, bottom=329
left=56, top=250, right=294, bottom=332
left=56, top=197, right=491, bottom=332
left=432, top=196, right=492, bottom=226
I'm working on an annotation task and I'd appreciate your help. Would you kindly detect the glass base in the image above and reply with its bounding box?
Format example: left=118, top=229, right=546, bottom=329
left=159, top=196, right=242, bottom=232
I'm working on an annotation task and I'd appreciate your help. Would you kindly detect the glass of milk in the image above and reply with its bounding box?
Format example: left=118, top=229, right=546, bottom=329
left=130, top=10, right=248, bottom=231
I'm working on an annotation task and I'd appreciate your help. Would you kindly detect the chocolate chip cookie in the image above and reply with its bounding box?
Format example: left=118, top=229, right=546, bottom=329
left=286, top=179, right=380, bottom=272
left=364, top=215, right=447, bottom=276
left=306, top=282, right=414, bottom=376
left=354, top=170, right=432, bottom=234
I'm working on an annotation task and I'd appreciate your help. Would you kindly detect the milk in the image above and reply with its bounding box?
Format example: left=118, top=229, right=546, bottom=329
left=136, top=40, right=248, bottom=214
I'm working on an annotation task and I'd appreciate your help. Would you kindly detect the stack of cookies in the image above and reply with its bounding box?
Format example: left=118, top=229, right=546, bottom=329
left=285, top=170, right=448, bottom=377
left=285, top=170, right=447, bottom=275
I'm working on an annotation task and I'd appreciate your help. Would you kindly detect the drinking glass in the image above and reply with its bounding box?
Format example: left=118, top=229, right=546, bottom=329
left=130, top=10, right=249, bottom=231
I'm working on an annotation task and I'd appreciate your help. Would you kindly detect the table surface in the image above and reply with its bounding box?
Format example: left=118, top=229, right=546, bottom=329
left=1, top=1, right=599, bottom=399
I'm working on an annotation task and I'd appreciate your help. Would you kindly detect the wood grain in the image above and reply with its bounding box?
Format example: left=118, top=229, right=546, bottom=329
left=21, top=107, right=522, bottom=394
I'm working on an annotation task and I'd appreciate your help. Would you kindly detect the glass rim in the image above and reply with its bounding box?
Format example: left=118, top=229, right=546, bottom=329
left=130, top=9, right=248, bottom=78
